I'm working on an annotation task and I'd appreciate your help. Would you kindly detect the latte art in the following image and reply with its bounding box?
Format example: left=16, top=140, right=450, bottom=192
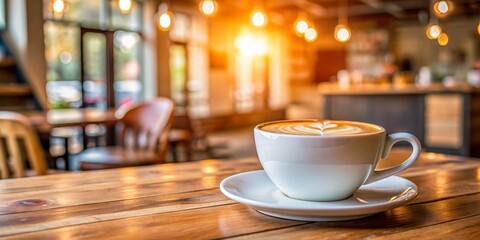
left=259, top=120, right=381, bottom=136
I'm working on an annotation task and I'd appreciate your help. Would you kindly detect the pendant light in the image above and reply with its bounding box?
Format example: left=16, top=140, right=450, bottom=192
left=334, top=0, right=351, bottom=43
left=250, top=1, right=267, bottom=28
left=53, top=0, right=65, bottom=13
left=199, top=0, right=218, bottom=16
left=294, top=12, right=309, bottom=36
left=426, top=0, right=442, bottom=40
left=304, top=27, right=318, bottom=42
left=157, top=3, right=173, bottom=31
left=426, top=24, right=442, bottom=39
left=434, top=0, right=452, bottom=16
left=251, top=9, right=267, bottom=27
left=437, top=32, right=448, bottom=46
left=119, top=0, right=133, bottom=13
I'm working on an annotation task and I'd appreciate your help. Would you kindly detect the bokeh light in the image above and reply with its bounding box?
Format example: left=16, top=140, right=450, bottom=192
left=334, top=24, right=351, bottom=42
left=426, top=24, right=442, bottom=39
left=304, top=27, right=317, bottom=42
left=437, top=32, right=449, bottom=46
left=118, top=0, right=132, bottom=13
left=199, top=0, right=217, bottom=16
left=294, top=20, right=309, bottom=35
left=53, top=0, right=65, bottom=13
left=251, top=10, right=267, bottom=27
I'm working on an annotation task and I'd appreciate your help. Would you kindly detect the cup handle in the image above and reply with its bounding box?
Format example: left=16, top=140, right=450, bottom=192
left=364, top=132, right=421, bottom=184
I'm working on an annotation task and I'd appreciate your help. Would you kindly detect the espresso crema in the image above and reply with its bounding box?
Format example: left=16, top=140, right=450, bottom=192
left=259, top=120, right=382, bottom=136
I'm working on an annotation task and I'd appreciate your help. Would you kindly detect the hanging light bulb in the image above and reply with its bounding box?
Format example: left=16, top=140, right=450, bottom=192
left=304, top=27, right=317, bottom=42
left=159, top=12, right=172, bottom=31
left=294, top=18, right=309, bottom=36
left=334, top=24, right=351, bottom=42
left=157, top=3, right=173, bottom=31
left=199, top=0, right=217, bottom=16
left=434, top=0, right=452, bottom=16
left=426, top=24, right=442, bottom=39
left=251, top=10, right=267, bottom=27
left=119, top=0, right=132, bottom=13
left=53, top=0, right=65, bottom=13
left=437, top=32, right=448, bottom=46
left=334, top=0, right=351, bottom=43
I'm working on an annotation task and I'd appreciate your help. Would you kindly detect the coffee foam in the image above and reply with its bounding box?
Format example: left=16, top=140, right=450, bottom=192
left=259, top=120, right=381, bottom=136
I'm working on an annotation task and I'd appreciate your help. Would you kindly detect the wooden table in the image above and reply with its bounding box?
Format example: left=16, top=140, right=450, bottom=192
left=20, top=108, right=119, bottom=170
left=22, top=108, right=118, bottom=133
left=19, top=108, right=197, bottom=166
left=1, top=151, right=480, bottom=239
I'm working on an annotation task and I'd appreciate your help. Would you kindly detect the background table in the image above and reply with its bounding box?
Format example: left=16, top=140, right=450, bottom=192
left=1, top=151, right=480, bottom=239
left=21, top=108, right=119, bottom=170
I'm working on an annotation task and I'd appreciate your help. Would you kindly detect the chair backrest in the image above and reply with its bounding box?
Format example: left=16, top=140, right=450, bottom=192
left=0, top=112, right=47, bottom=179
left=116, top=98, right=175, bottom=155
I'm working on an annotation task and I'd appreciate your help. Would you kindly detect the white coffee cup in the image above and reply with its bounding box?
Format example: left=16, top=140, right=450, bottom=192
left=254, top=119, right=421, bottom=202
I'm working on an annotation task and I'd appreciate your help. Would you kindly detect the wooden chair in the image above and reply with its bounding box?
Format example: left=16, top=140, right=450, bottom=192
left=168, top=113, right=194, bottom=162
left=0, top=111, right=48, bottom=178
left=78, top=98, right=175, bottom=170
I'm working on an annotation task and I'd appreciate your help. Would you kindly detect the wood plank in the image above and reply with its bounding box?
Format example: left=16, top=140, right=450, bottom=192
left=0, top=189, right=234, bottom=236
left=0, top=178, right=229, bottom=215
left=4, top=192, right=480, bottom=239
left=229, top=193, right=480, bottom=239
left=372, top=215, right=480, bottom=239
left=1, top=204, right=306, bottom=239
left=0, top=158, right=261, bottom=194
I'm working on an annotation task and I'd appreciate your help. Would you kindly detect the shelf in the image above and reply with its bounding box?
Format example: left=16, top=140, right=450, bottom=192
left=0, top=83, right=32, bottom=96
left=0, top=57, right=15, bottom=68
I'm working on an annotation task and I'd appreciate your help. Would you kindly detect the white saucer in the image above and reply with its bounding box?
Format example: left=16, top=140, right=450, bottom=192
left=220, top=170, right=418, bottom=221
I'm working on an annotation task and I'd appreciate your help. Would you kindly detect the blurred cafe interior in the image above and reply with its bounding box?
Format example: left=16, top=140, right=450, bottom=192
left=0, top=0, right=480, bottom=175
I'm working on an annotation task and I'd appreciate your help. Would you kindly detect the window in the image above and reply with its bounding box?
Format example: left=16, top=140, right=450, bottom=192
left=169, top=12, right=209, bottom=116
left=43, top=0, right=143, bottom=109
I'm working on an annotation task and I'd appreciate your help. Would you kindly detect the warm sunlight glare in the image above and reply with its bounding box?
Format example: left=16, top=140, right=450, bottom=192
left=235, top=35, right=268, bottom=56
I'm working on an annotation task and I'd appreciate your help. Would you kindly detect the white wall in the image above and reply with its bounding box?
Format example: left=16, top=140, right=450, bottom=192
left=6, top=0, right=48, bottom=109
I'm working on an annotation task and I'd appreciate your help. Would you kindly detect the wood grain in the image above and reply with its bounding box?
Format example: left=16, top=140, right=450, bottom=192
left=0, top=152, right=479, bottom=239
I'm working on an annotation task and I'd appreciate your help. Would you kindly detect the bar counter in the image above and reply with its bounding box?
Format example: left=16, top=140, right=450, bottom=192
left=318, top=82, right=480, bottom=95
left=1, top=151, right=480, bottom=239
left=319, top=82, right=480, bottom=157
